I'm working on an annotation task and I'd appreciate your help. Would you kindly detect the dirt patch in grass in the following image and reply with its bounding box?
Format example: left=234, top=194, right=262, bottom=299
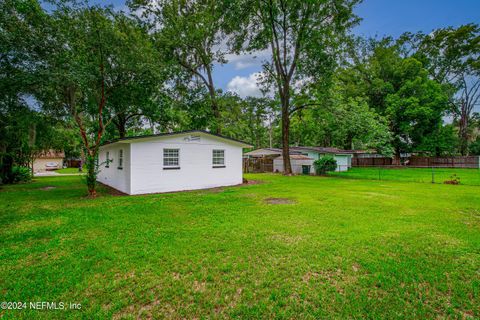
left=264, top=197, right=296, bottom=204
left=270, top=234, right=304, bottom=245
left=96, top=182, right=128, bottom=196
left=193, top=280, right=206, bottom=292
left=39, top=186, right=56, bottom=190
left=243, top=179, right=263, bottom=185
left=204, top=187, right=225, bottom=194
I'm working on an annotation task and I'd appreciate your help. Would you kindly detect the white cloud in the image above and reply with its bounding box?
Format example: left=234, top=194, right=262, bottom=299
left=227, top=72, right=264, bottom=98
left=225, top=50, right=270, bottom=70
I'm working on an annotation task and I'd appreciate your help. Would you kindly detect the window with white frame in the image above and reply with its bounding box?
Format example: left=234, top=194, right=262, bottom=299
left=163, top=148, right=179, bottom=168
left=105, top=151, right=110, bottom=168
left=212, top=149, right=225, bottom=167
left=118, top=149, right=123, bottom=169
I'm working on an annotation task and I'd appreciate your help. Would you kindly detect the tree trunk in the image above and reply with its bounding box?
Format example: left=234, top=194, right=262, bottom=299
left=205, top=67, right=221, bottom=134
left=85, top=151, right=97, bottom=198
left=281, top=87, right=292, bottom=175
left=392, top=148, right=401, bottom=166
left=459, top=109, right=469, bottom=156
left=114, top=115, right=127, bottom=139
left=268, top=120, right=273, bottom=148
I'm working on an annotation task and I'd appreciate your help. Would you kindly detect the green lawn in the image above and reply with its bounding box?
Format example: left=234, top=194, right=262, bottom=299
left=55, top=167, right=85, bottom=174
left=1, top=174, right=479, bottom=319
left=330, top=167, right=480, bottom=185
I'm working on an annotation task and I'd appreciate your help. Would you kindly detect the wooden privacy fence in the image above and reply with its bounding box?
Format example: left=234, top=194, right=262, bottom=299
left=352, top=156, right=479, bottom=168
left=352, top=157, right=393, bottom=167
left=65, top=159, right=82, bottom=168
left=408, top=156, right=479, bottom=168
left=243, top=158, right=274, bottom=173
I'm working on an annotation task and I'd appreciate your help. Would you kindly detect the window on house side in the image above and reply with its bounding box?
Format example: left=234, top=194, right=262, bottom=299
left=212, top=149, right=225, bottom=167
left=163, top=148, right=179, bottom=168
left=118, top=149, right=123, bottom=169
left=106, top=151, right=110, bottom=168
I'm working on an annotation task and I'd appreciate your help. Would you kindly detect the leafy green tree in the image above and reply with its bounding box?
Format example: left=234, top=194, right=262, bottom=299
left=220, top=94, right=278, bottom=148
left=412, top=24, right=480, bottom=155
left=0, top=0, right=54, bottom=181
left=104, top=14, right=168, bottom=139
left=38, top=3, right=161, bottom=196
left=290, top=84, right=393, bottom=156
left=469, top=136, right=480, bottom=155
left=417, top=124, right=459, bottom=156
left=130, top=0, right=229, bottom=134
left=230, top=0, right=359, bottom=174
left=340, top=39, right=449, bottom=161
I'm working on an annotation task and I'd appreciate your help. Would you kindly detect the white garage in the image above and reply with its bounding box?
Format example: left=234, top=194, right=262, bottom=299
left=97, top=130, right=251, bottom=195
left=273, top=155, right=315, bottom=174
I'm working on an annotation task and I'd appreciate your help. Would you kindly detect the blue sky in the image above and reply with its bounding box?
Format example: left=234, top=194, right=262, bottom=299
left=100, top=0, right=480, bottom=96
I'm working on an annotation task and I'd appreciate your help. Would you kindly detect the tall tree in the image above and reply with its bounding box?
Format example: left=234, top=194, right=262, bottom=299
left=104, top=13, right=168, bottom=139
left=413, top=24, right=480, bottom=155
left=130, top=0, right=228, bottom=134
left=39, top=3, right=161, bottom=196
left=0, top=0, right=52, bottom=180
left=342, top=40, right=450, bottom=160
left=220, top=94, right=277, bottom=148
left=231, top=0, right=359, bottom=174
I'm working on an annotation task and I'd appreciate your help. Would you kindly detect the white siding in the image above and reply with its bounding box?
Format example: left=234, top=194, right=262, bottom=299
left=334, top=155, right=351, bottom=172
left=274, top=154, right=352, bottom=173
left=129, top=133, right=243, bottom=195
left=97, top=143, right=131, bottom=194
left=274, top=158, right=314, bottom=174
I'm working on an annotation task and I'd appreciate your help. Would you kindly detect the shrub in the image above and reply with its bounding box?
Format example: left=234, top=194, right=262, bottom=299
left=11, top=166, right=32, bottom=183
left=444, top=174, right=460, bottom=185
left=313, top=156, right=337, bottom=175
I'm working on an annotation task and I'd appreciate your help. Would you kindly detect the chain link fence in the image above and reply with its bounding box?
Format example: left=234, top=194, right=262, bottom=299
left=329, top=166, right=480, bottom=186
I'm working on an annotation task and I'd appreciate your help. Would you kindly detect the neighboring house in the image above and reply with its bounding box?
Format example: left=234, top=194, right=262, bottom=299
left=290, top=147, right=353, bottom=171
left=273, top=155, right=315, bottom=174
left=244, top=146, right=353, bottom=172
left=97, top=130, right=252, bottom=195
left=351, top=150, right=384, bottom=159
left=243, top=148, right=301, bottom=158
left=33, top=150, right=65, bottom=173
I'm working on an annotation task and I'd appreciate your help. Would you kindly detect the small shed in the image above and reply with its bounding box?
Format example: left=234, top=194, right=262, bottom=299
left=273, top=155, right=314, bottom=174
left=97, top=130, right=251, bottom=195
left=33, top=150, right=65, bottom=172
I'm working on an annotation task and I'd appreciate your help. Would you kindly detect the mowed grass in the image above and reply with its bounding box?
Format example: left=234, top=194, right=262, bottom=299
left=55, top=167, right=85, bottom=174
left=330, top=167, right=480, bottom=185
left=0, top=174, right=479, bottom=319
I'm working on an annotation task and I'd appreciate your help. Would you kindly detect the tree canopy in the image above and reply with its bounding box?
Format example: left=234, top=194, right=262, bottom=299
left=1, top=0, right=479, bottom=193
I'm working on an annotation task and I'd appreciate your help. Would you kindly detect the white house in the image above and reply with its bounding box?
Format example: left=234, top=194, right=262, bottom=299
left=290, top=147, right=353, bottom=172
left=245, top=147, right=353, bottom=172
left=273, top=155, right=315, bottom=174
left=97, top=130, right=252, bottom=195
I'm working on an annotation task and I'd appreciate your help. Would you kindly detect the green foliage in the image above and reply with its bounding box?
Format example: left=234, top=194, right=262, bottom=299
left=9, top=166, right=32, bottom=183
left=83, top=153, right=99, bottom=197
left=339, top=39, right=450, bottom=157
left=468, top=136, right=480, bottom=155
left=221, top=95, right=279, bottom=148
left=411, top=24, right=480, bottom=155
left=313, top=156, right=337, bottom=175
left=229, top=0, right=359, bottom=173
left=290, top=93, right=393, bottom=156
left=416, top=124, right=459, bottom=156
left=130, top=0, right=229, bottom=134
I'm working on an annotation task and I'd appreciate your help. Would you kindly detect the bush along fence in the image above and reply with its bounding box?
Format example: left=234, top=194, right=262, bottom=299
left=352, top=156, right=480, bottom=169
